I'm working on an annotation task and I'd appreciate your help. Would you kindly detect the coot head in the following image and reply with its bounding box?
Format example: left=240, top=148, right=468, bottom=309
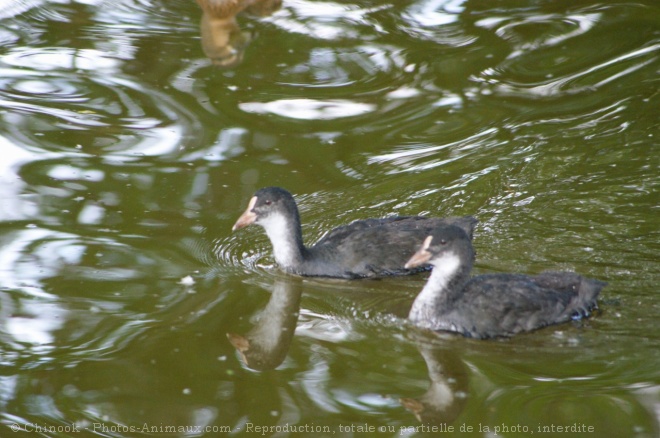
left=405, top=225, right=474, bottom=270
left=232, top=187, right=300, bottom=231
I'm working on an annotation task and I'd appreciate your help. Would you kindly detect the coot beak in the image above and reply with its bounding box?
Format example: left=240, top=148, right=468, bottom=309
left=232, top=196, right=258, bottom=231
left=399, top=397, right=424, bottom=422
left=226, top=333, right=249, bottom=365
left=404, top=235, right=434, bottom=269
left=226, top=333, right=250, bottom=352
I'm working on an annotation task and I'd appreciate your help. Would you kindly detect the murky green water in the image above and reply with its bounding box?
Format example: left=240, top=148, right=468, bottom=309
left=0, top=0, right=658, bottom=437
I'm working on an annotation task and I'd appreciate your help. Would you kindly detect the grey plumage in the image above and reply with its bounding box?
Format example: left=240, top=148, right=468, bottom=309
left=233, top=187, right=478, bottom=279
left=406, top=225, right=606, bottom=339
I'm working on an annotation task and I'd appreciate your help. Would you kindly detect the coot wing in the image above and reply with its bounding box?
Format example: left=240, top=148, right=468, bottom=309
left=314, top=216, right=477, bottom=248
left=306, top=217, right=476, bottom=278
left=447, top=273, right=602, bottom=338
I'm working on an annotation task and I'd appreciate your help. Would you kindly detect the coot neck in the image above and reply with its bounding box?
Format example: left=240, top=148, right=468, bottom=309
left=409, top=250, right=472, bottom=328
left=260, top=210, right=307, bottom=271
left=239, top=279, right=302, bottom=369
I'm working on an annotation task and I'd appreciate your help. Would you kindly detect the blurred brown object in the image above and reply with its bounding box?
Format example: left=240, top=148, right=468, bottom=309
left=196, top=0, right=282, bottom=67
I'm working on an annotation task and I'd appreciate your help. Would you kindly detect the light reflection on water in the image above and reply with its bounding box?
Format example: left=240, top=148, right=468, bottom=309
left=240, top=98, right=377, bottom=120
left=0, top=74, right=201, bottom=160
left=0, top=0, right=658, bottom=436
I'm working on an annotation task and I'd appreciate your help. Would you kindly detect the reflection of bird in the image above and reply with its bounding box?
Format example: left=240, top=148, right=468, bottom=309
left=195, top=0, right=282, bottom=67
left=232, top=187, right=478, bottom=279
left=405, top=225, right=606, bottom=339
left=227, top=277, right=302, bottom=371
left=400, top=337, right=468, bottom=425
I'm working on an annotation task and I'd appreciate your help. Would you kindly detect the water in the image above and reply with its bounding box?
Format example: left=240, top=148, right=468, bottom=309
left=0, top=0, right=658, bottom=436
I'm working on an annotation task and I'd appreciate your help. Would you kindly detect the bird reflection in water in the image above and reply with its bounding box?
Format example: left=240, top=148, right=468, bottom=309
left=400, top=333, right=468, bottom=426
left=227, top=277, right=469, bottom=424
left=195, top=0, right=282, bottom=67
left=227, top=277, right=302, bottom=370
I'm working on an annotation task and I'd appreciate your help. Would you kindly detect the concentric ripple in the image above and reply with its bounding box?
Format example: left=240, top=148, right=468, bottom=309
left=471, top=4, right=660, bottom=98
left=0, top=225, right=200, bottom=366
left=0, top=64, right=202, bottom=160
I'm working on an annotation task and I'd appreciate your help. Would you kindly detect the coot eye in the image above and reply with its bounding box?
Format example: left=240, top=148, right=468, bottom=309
left=264, top=200, right=272, bottom=206
left=439, top=239, right=447, bottom=245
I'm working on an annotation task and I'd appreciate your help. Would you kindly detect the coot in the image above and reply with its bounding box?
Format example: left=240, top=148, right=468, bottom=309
left=232, top=187, right=478, bottom=278
left=404, top=225, right=605, bottom=338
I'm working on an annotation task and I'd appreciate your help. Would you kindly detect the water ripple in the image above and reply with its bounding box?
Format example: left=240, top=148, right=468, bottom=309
left=268, top=0, right=390, bottom=40
left=367, top=127, right=500, bottom=174
left=487, top=384, right=658, bottom=436
left=212, top=229, right=284, bottom=277
left=0, top=0, right=657, bottom=432
left=471, top=5, right=660, bottom=98
left=0, top=64, right=201, bottom=159
left=0, top=225, right=202, bottom=366
left=479, top=42, right=660, bottom=98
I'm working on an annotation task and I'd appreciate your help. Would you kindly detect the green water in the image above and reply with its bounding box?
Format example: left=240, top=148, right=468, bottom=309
left=0, top=0, right=658, bottom=437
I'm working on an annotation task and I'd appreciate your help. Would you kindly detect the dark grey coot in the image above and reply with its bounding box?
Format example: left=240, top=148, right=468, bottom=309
left=232, top=187, right=478, bottom=279
left=405, top=225, right=606, bottom=339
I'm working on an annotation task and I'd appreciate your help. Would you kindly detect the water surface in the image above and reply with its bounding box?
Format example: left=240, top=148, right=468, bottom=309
left=0, top=0, right=658, bottom=437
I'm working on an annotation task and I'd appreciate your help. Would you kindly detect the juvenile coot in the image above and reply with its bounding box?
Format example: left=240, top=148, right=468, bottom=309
left=404, top=225, right=606, bottom=338
left=232, top=187, right=478, bottom=279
